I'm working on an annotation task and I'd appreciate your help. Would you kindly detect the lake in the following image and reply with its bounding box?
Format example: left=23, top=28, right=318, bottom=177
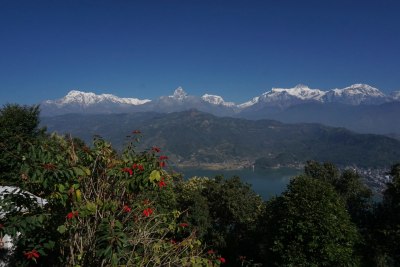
left=176, top=167, right=303, bottom=200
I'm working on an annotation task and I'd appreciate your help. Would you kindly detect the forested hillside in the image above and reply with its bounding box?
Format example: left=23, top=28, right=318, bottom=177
left=42, top=110, right=400, bottom=168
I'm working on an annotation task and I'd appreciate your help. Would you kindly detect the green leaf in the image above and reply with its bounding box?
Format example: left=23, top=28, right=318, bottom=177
left=149, top=170, right=161, bottom=182
left=57, top=225, right=67, bottom=234
left=85, top=202, right=97, bottom=213
left=43, top=240, right=55, bottom=249
left=72, top=167, right=86, bottom=176
left=58, top=184, right=65, bottom=193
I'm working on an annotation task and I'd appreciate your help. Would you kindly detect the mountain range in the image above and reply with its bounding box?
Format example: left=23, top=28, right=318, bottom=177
left=40, top=84, right=400, bottom=137
left=41, top=84, right=400, bottom=115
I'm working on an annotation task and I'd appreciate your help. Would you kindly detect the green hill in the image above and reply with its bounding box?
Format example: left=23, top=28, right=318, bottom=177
left=41, top=110, right=400, bottom=168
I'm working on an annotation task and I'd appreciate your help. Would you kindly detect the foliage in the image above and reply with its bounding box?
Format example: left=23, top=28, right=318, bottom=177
left=3, top=104, right=400, bottom=267
left=304, top=161, right=373, bottom=225
left=176, top=175, right=265, bottom=266
left=259, top=175, right=360, bottom=266
left=372, top=163, right=400, bottom=265
left=0, top=108, right=221, bottom=266
left=0, top=104, right=45, bottom=185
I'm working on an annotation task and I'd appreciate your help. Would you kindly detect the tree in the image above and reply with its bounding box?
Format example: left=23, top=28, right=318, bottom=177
left=259, top=175, right=360, bottom=266
left=304, top=160, right=341, bottom=184
left=0, top=104, right=45, bottom=185
left=374, top=163, right=400, bottom=265
left=176, top=175, right=265, bottom=265
left=304, top=161, right=372, bottom=224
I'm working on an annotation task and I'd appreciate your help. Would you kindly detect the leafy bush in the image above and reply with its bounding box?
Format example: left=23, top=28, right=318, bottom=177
left=0, top=131, right=222, bottom=266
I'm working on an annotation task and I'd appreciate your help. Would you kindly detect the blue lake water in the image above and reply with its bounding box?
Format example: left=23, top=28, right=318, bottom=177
left=176, top=167, right=303, bottom=200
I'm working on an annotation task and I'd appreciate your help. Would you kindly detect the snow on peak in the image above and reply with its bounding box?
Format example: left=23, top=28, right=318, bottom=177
left=331, top=84, right=384, bottom=96
left=324, top=84, right=387, bottom=105
left=238, top=96, right=260, bottom=108
left=201, top=94, right=235, bottom=107
left=170, top=86, right=187, bottom=100
left=268, top=84, right=325, bottom=101
left=48, top=90, right=151, bottom=106
left=237, top=85, right=324, bottom=109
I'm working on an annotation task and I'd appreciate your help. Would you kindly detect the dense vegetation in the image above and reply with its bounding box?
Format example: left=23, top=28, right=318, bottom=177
left=41, top=110, right=400, bottom=167
left=1, top=104, right=400, bottom=266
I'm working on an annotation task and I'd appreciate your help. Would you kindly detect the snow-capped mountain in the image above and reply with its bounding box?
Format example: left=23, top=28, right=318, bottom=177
left=322, top=84, right=387, bottom=105
left=44, top=90, right=151, bottom=107
left=168, top=87, right=188, bottom=101
left=239, top=83, right=392, bottom=109
left=268, top=84, right=325, bottom=101
left=152, top=87, right=237, bottom=115
left=40, top=84, right=400, bottom=117
left=41, top=90, right=152, bottom=115
left=237, top=84, right=325, bottom=110
left=201, top=94, right=235, bottom=107
left=258, top=84, right=325, bottom=107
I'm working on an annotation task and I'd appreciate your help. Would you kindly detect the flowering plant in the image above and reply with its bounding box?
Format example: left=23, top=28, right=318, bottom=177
left=0, top=133, right=221, bottom=266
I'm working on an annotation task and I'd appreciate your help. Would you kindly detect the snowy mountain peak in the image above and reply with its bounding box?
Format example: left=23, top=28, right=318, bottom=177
left=40, top=84, right=400, bottom=117
left=45, top=90, right=151, bottom=107
left=171, top=87, right=187, bottom=100
left=201, top=94, right=235, bottom=107
left=269, top=85, right=325, bottom=101
left=345, top=84, right=383, bottom=94
left=324, top=84, right=386, bottom=105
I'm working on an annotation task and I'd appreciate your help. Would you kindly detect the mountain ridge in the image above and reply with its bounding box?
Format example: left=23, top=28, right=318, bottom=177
left=40, top=110, right=400, bottom=168
left=40, top=84, right=400, bottom=137
left=41, top=83, right=400, bottom=115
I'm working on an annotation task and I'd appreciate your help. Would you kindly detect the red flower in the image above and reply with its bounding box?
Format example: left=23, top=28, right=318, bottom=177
left=142, top=207, right=153, bottom=217
left=159, top=155, right=168, bottom=160
left=218, top=257, right=226, bottom=264
left=66, top=211, right=78, bottom=219
left=152, top=147, right=161, bottom=153
left=158, top=178, right=167, bottom=188
left=123, top=205, right=131, bottom=213
left=122, top=167, right=133, bottom=176
left=132, top=130, right=141, bottom=134
left=137, top=164, right=144, bottom=171
left=179, top=222, right=189, bottom=228
left=207, top=249, right=215, bottom=255
left=170, top=239, right=177, bottom=244
left=159, top=161, right=166, bottom=168
left=24, top=249, right=40, bottom=260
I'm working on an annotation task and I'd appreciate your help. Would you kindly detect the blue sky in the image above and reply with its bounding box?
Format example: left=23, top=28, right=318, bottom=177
left=1, top=0, right=400, bottom=105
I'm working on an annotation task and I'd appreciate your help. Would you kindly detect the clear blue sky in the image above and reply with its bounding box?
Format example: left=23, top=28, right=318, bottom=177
left=1, top=0, right=400, bottom=105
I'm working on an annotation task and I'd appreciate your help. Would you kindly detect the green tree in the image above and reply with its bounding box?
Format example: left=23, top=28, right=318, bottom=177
left=259, top=175, right=360, bottom=266
left=0, top=104, right=45, bottom=185
left=176, top=175, right=265, bottom=266
left=304, top=161, right=372, bottom=224
left=373, top=163, right=400, bottom=265
left=304, top=160, right=340, bottom=185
